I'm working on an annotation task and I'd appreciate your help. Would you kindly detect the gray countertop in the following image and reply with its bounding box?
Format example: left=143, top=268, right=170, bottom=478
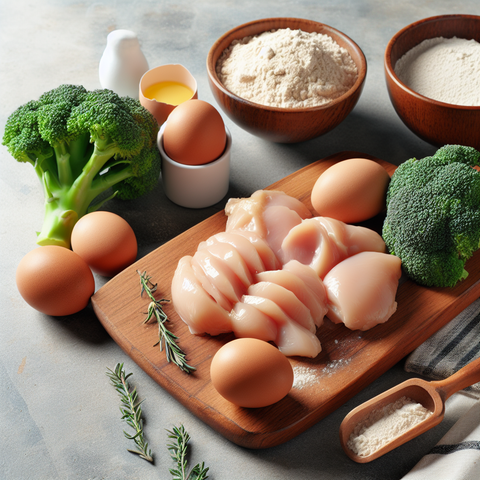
left=1, top=1, right=479, bottom=479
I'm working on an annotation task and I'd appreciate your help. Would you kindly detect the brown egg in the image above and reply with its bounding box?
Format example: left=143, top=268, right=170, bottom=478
left=16, top=246, right=95, bottom=316
left=163, top=99, right=226, bottom=165
left=311, top=158, right=391, bottom=223
left=210, top=338, right=294, bottom=408
left=71, top=211, right=137, bottom=277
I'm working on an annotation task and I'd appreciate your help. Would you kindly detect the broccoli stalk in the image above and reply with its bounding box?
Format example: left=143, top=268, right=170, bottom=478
left=382, top=145, right=480, bottom=288
left=2, top=85, right=161, bottom=248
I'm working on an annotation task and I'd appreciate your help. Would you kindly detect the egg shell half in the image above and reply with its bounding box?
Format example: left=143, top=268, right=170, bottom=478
left=163, top=99, right=226, bottom=165
left=16, top=245, right=95, bottom=316
left=71, top=211, right=137, bottom=277
left=311, top=158, right=391, bottom=223
left=210, top=338, right=294, bottom=408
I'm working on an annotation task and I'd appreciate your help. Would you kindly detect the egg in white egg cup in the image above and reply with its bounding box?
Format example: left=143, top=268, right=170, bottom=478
left=157, top=124, right=231, bottom=209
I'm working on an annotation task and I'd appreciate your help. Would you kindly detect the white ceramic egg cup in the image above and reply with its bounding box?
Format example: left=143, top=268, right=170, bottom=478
left=157, top=124, right=231, bottom=209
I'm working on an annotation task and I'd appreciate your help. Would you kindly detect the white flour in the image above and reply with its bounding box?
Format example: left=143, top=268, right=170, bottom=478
left=347, top=396, right=432, bottom=457
left=292, top=365, right=320, bottom=389
left=395, top=36, right=480, bottom=106
left=216, top=28, right=358, bottom=108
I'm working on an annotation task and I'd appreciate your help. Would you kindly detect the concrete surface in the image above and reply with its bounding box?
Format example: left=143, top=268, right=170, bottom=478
left=1, top=1, right=479, bottom=479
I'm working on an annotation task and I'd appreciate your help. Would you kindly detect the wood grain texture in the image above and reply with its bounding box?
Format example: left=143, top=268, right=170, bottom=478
left=206, top=18, right=367, bottom=143
left=91, top=151, right=480, bottom=449
left=385, top=14, right=480, bottom=149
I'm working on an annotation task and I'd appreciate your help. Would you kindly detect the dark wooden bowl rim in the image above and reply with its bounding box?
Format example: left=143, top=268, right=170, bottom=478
left=385, top=14, right=480, bottom=111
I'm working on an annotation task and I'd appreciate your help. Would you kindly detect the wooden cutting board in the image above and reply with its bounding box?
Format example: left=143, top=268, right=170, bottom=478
left=91, top=151, right=480, bottom=449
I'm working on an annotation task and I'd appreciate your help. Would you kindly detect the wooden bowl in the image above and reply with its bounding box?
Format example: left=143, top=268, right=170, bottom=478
left=385, top=14, right=480, bottom=149
left=206, top=18, right=367, bottom=143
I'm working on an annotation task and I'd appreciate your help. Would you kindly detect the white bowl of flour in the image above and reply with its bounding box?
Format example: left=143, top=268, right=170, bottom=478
left=385, top=14, right=480, bottom=150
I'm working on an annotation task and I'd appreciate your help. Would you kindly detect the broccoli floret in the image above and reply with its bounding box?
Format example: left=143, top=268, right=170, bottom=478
left=382, top=145, right=480, bottom=287
left=2, top=84, right=161, bottom=248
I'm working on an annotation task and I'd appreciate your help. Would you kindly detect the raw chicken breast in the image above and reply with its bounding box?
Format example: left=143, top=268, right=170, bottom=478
left=230, top=301, right=277, bottom=342
left=171, top=256, right=233, bottom=335
left=231, top=230, right=281, bottom=271
left=256, top=267, right=328, bottom=327
left=281, top=219, right=339, bottom=279
left=317, top=217, right=386, bottom=256
left=247, top=281, right=316, bottom=333
left=171, top=189, right=392, bottom=360
left=263, top=205, right=304, bottom=261
left=192, top=249, right=247, bottom=305
left=198, top=241, right=253, bottom=288
left=241, top=295, right=322, bottom=357
left=225, top=190, right=312, bottom=238
left=198, top=232, right=266, bottom=275
left=323, top=251, right=402, bottom=331
left=282, top=260, right=328, bottom=327
left=281, top=217, right=386, bottom=278
left=191, top=256, right=232, bottom=311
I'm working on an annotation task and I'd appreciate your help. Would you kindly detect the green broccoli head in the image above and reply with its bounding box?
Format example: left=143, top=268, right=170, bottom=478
left=3, top=100, right=53, bottom=165
left=37, top=85, right=88, bottom=147
left=68, top=89, right=144, bottom=158
left=2, top=84, right=161, bottom=248
left=382, top=145, right=480, bottom=287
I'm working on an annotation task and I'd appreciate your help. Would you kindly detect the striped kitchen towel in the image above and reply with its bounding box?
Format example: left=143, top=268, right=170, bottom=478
left=401, top=399, right=480, bottom=480
left=404, top=297, right=480, bottom=398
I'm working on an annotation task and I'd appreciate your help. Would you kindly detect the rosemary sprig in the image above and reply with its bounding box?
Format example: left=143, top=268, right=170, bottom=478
left=137, top=270, right=196, bottom=374
left=167, top=425, right=209, bottom=480
left=106, top=363, right=153, bottom=463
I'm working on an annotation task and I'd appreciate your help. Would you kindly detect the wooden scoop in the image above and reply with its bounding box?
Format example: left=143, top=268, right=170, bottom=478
left=339, top=356, right=480, bottom=463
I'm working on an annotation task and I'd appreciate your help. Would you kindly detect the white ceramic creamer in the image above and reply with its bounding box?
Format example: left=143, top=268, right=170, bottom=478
left=99, top=30, right=149, bottom=98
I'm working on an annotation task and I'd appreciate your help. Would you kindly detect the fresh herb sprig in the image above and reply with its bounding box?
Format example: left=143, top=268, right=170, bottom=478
left=167, top=425, right=209, bottom=480
left=138, top=270, right=196, bottom=374
left=106, top=363, right=153, bottom=463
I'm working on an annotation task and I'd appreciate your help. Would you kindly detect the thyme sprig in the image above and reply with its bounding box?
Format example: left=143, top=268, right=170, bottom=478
left=106, top=363, right=153, bottom=463
left=137, top=270, right=196, bottom=374
left=167, top=425, right=209, bottom=480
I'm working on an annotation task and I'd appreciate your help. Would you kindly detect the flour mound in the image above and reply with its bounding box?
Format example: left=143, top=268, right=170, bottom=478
left=395, top=36, right=480, bottom=106
left=216, top=28, right=358, bottom=108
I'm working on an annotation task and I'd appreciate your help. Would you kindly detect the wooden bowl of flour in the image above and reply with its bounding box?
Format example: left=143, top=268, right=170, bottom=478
left=206, top=18, right=367, bottom=143
left=385, top=14, right=480, bottom=149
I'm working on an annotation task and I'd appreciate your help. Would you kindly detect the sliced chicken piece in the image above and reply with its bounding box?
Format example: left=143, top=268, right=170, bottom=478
left=198, top=232, right=266, bottom=275
left=230, top=301, right=277, bottom=342
left=265, top=190, right=312, bottom=219
left=323, top=251, right=402, bottom=331
left=192, top=249, right=247, bottom=305
left=316, top=217, right=386, bottom=256
left=282, top=260, right=328, bottom=327
left=232, top=230, right=281, bottom=271
left=225, top=192, right=268, bottom=235
left=242, top=295, right=322, bottom=357
left=276, top=319, right=322, bottom=358
left=281, top=219, right=338, bottom=278
left=281, top=217, right=386, bottom=278
left=199, top=241, right=253, bottom=288
left=247, top=281, right=316, bottom=333
left=171, top=256, right=233, bottom=335
left=263, top=205, right=304, bottom=261
left=256, top=268, right=328, bottom=327
left=225, top=190, right=312, bottom=238
left=190, top=257, right=233, bottom=311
